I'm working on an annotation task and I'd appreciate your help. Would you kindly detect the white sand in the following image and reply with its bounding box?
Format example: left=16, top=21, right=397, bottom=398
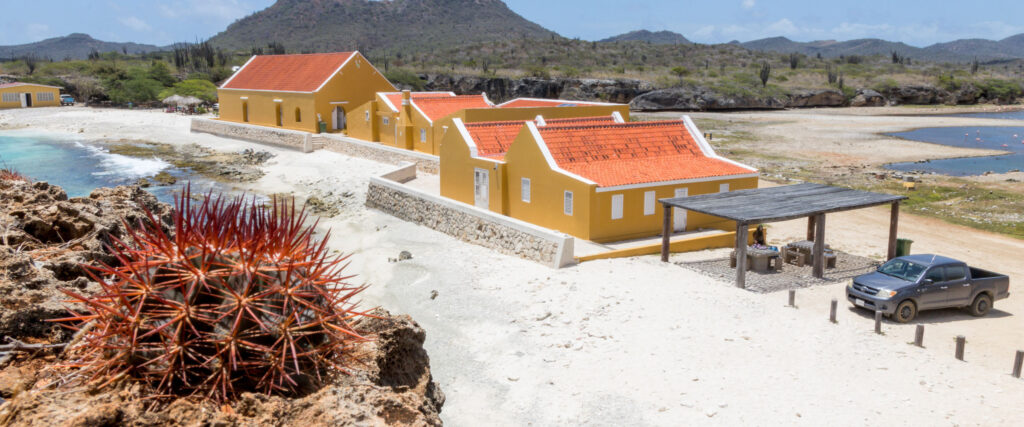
left=3, top=106, right=1024, bottom=426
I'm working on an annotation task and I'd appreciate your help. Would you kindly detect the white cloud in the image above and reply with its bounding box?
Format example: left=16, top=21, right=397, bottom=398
left=765, top=18, right=799, bottom=35
left=158, top=5, right=179, bottom=18
left=118, top=16, right=151, bottom=31
left=742, top=0, right=756, bottom=9
left=26, top=23, right=51, bottom=40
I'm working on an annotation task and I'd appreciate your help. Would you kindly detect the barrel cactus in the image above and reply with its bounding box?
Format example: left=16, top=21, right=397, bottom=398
left=57, top=189, right=368, bottom=401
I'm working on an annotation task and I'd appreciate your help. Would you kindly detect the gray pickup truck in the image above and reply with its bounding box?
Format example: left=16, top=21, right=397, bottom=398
left=847, top=254, right=1009, bottom=322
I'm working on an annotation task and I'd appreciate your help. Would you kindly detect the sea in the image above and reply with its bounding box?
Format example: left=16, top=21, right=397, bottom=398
left=0, top=132, right=215, bottom=202
left=886, top=110, right=1024, bottom=176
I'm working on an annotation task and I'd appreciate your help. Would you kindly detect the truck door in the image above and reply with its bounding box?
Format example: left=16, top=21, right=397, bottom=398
left=941, top=265, right=971, bottom=306
left=916, top=267, right=948, bottom=310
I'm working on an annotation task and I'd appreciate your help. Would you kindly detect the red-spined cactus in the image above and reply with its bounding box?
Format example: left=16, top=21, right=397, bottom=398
left=55, top=189, right=368, bottom=401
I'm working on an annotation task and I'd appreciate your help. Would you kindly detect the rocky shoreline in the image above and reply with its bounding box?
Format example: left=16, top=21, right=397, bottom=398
left=412, top=73, right=1021, bottom=111
left=0, top=178, right=444, bottom=426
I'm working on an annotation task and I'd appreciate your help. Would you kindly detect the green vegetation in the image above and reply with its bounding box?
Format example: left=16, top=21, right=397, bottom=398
left=158, top=79, right=219, bottom=102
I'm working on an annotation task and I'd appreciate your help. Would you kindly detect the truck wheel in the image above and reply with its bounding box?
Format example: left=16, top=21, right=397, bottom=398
left=893, top=300, right=916, bottom=323
left=968, top=294, right=992, bottom=317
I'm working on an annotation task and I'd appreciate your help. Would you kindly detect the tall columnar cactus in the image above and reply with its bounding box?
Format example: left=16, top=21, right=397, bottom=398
left=56, top=189, right=368, bottom=401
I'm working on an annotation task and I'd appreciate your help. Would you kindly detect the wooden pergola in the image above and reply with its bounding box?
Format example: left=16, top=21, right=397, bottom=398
left=659, top=183, right=908, bottom=289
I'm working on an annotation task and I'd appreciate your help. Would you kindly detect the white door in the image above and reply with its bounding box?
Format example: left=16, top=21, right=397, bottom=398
left=333, top=106, right=345, bottom=130
left=20, top=93, right=28, bottom=108
left=673, top=188, right=688, bottom=232
left=474, top=168, right=489, bottom=209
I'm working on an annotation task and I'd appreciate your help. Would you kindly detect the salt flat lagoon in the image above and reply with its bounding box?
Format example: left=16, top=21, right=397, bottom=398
left=887, top=110, right=1024, bottom=176
left=0, top=132, right=213, bottom=201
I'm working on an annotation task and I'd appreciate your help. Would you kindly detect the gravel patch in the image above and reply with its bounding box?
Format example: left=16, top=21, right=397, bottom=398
left=677, top=251, right=880, bottom=293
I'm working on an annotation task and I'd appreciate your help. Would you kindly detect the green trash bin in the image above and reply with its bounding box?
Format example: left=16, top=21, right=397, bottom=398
left=318, top=121, right=327, bottom=134
left=896, top=238, right=913, bottom=257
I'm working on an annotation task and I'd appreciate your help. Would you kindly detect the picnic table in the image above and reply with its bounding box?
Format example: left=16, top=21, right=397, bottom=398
left=731, top=246, right=782, bottom=273
left=783, top=240, right=836, bottom=268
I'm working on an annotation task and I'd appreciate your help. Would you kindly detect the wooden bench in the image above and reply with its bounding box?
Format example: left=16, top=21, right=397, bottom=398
left=731, top=247, right=782, bottom=273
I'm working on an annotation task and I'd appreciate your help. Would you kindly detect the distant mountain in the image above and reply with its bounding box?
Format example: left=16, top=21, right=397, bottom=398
left=600, top=30, right=690, bottom=45
left=0, top=33, right=162, bottom=60
left=741, top=34, right=1024, bottom=62
left=208, top=0, right=559, bottom=54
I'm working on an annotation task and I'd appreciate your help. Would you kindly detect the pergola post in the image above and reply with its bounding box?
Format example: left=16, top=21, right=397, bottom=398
left=812, top=213, right=826, bottom=279
left=887, top=201, right=900, bottom=260
left=661, top=203, right=671, bottom=262
left=806, top=215, right=816, bottom=241
left=735, top=221, right=748, bottom=289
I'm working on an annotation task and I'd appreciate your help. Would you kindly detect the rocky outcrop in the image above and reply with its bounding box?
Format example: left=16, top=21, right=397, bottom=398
left=1, top=310, right=445, bottom=426
left=882, top=85, right=952, bottom=105
left=850, top=89, right=886, bottom=107
left=0, top=180, right=172, bottom=341
left=629, top=87, right=787, bottom=111
left=785, top=89, right=847, bottom=108
left=419, top=74, right=654, bottom=104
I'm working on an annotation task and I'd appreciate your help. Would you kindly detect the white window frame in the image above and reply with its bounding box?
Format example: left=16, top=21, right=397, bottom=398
left=1, top=93, right=18, bottom=103
left=36, top=92, right=54, bottom=102
left=382, top=116, right=389, bottom=126
left=611, top=194, right=624, bottom=220
left=365, top=110, right=370, bottom=122
left=644, top=191, right=656, bottom=216
left=420, top=128, right=427, bottom=142
left=563, top=191, right=573, bottom=216
left=719, top=183, right=730, bottom=193
left=521, top=178, right=531, bottom=203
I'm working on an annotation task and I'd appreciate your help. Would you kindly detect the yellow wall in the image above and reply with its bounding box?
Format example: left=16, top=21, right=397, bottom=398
left=347, top=100, right=378, bottom=141
left=439, top=125, right=507, bottom=213
left=587, top=176, right=759, bottom=243
left=0, top=85, right=61, bottom=109
left=575, top=229, right=757, bottom=262
left=217, top=52, right=394, bottom=133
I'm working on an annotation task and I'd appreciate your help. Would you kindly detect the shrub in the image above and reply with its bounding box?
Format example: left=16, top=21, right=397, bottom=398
left=384, top=68, right=425, bottom=90
left=158, top=79, right=218, bottom=103
left=976, top=78, right=1022, bottom=101
left=56, top=190, right=368, bottom=402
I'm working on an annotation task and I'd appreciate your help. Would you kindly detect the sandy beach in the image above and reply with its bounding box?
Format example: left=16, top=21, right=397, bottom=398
left=2, top=105, right=1024, bottom=425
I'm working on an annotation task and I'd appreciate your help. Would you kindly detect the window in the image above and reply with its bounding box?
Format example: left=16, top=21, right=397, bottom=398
left=719, top=183, right=730, bottom=193
left=611, top=194, right=624, bottom=220
left=36, top=92, right=54, bottom=102
left=644, top=191, right=656, bottom=216
left=563, top=191, right=573, bottom=216
left=1, top=93, right=17, bottom=103
left=925, top=268, right=945, bottom=283
left=521, top=178, right=531, bottom=202
left=295, top=107, right=301, bottom=122
left=382, top=116, right=389, bottom=126
left=365, top=111, right=370, bottom=122
left=242, top=102, right=248, bottom=122
left=275, top=104, right=283, bottom=126
left=944, top=266, right=967, bottom=281
left=420, top=128, right=427, bottom=142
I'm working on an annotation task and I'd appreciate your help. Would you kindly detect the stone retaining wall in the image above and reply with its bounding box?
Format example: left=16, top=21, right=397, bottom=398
left=318, top=135, right=440, bottom=174
left=366, top=173, right=574, bottom=268
left=191, top=118, right=313, bottom=152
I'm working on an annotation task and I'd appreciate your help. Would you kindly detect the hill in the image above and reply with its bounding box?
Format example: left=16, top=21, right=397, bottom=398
left=741, top=34, right=1024, bottom=62
left=207, top=0, right=558, bottom=54
left=599, top=30, right=690, bottom=45
left=0, top=33, right=162, bottom=60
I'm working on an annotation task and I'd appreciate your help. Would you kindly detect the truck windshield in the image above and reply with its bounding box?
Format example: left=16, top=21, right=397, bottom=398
left=877, top=259, right=926, bottom=281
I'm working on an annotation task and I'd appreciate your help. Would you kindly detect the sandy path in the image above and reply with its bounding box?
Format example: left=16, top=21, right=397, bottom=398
left=3, top=106, right=1024, bottom=425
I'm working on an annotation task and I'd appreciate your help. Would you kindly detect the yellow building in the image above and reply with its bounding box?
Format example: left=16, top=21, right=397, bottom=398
left=441, top=115, right=759, bottom=242
left=0, top=83, right=61, bottom=108
left=347, top=91, right=632, bottom=155
left=217, top=52, right=395, bottom=133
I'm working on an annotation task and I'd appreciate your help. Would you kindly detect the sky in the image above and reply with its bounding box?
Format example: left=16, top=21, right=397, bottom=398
left=1, top=0, right=1023, bottom=47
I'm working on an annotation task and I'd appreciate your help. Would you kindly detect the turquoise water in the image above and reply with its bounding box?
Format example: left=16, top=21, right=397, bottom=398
left=887, top=110, right=1024, bottom=176
left=0, top=133, right=208, bottom=202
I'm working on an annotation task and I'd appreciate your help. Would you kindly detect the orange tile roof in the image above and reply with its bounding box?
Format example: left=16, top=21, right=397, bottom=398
left=536, top=121, right=755, bottom=187
left=414, top=95, right=492, bottom=121
left=382, top=92, right=454, bottom=112
left=221, top=52, right=354, bottom=92
left=465, top=116, right=617, bottom=160
left=499, top=98, right=614, bottom=108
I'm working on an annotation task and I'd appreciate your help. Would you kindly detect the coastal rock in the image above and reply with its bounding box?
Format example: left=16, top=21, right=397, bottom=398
left=0, top=179, right=172, bottom=341
left=850, top=89, right=886, bottom=107
left=2, top=310, right=445, bottom=426
left=629, top=86, right=787, bottom=111
left=785, top=89, right=846, bottom=108
left=419, top=74, right=654, bottom=104
left=882, top=85, right=951, bottom=105
left=954, top=83, right=980, bottom=104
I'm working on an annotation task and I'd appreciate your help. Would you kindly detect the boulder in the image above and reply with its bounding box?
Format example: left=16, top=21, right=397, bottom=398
left=883, top=85, right=951, bottom=105
left=785, top=89, right=847, bottom=108
left=850, top=89, right=886, bottom=107
left=420, top=74, right=653, bottom=104
left=955, top=83, right=980, bottom=104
